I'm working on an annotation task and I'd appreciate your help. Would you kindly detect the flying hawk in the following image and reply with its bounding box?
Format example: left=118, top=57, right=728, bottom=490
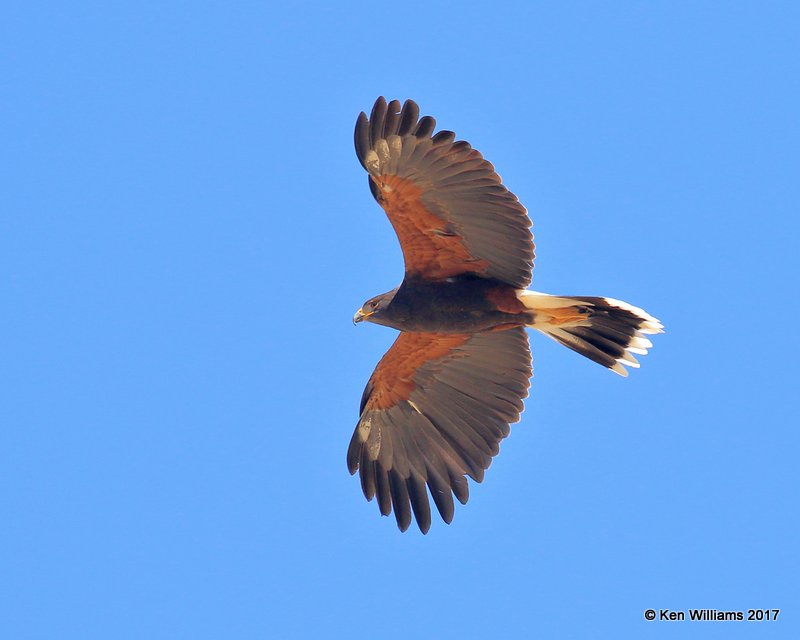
left=349, top=97, right=662, bottom=533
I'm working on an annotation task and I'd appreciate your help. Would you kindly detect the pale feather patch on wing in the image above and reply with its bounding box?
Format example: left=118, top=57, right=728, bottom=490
left=364, top=149, right=381, bottom=174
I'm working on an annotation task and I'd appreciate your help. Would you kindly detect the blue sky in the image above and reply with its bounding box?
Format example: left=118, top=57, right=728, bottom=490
left=2, top=2, right=798, bottom=638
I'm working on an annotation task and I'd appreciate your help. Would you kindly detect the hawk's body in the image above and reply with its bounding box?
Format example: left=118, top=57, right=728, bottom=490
left=350, top=98, right=662, bottom=533
left=364, top=275, right=527, bottom=334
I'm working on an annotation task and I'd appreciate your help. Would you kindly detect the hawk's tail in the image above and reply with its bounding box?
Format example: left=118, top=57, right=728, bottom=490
left=518, top=291, right=663, bottom=376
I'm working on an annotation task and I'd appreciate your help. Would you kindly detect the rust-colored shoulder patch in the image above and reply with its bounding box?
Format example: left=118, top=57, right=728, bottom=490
left=376, top=174, right=490, bottom=281
left=484, top=286, right=527, bottom=314
left=365, top=333, right=471, bottom=411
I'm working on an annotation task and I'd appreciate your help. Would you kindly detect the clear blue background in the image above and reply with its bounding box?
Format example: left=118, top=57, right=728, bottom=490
left=2, top=2, right=797, bottom=638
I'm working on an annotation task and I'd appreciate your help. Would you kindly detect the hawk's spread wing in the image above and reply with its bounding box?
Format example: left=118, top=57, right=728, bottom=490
left=347, top=328, right=532, bottom=533
left=355, top=97, right=535, bottom=289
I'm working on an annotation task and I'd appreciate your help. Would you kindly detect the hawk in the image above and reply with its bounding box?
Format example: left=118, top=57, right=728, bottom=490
left=349, top=97, right=662, bottom=533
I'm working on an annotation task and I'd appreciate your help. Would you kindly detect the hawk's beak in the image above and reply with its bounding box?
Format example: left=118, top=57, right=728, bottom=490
left=353, top=308, right=372, bottom=325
